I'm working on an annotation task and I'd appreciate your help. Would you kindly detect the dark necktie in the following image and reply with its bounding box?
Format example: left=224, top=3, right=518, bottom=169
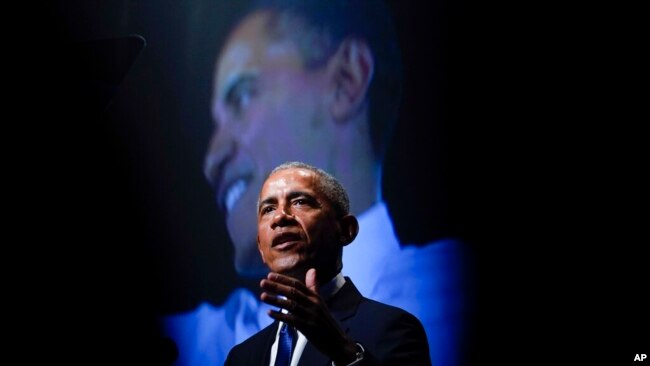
left=274, top=323, right=295, bottom=366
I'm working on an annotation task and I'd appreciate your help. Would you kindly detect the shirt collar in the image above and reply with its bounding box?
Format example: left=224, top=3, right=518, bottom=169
left=318, top=272, right=346, bottom=300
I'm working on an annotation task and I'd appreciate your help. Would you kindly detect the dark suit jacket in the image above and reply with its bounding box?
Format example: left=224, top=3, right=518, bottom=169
left=224, top=278, right=431, bottom=366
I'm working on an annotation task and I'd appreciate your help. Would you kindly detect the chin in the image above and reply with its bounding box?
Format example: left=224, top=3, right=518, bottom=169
left=272, top=260, right=309, bottom=281
left=284, top=268, right=308, bottom=281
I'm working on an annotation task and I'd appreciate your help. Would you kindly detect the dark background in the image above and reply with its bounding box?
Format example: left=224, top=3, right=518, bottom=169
left=13, top=0, right=646, bottom=364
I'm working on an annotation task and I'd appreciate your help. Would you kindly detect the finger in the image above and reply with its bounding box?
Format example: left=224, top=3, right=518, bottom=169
left=267, top=309, right=298, bottom=326
left=305, top=268, right=318, bottom=293
left=260, top=292, right=301, bottom=313
left=267, top=272, right=313, bottom=295
left=260, top=278, right=311, bottom=306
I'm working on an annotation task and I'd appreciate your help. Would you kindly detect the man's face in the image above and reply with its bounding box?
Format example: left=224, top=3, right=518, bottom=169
left=256, top=168, right=342, bottom=277
left=204, top=11, right=338, bottom=276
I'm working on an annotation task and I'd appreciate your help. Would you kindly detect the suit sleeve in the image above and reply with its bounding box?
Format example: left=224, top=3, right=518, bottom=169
left=354, top=311, right=431, bottom=366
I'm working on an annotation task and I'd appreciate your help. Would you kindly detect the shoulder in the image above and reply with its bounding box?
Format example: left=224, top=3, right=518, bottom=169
left=163, top=290, right=265, bottom=366
left=373, top=238, right=471, bottom=300
left=397, top=238, right=469, bottom=267
left=224, top=321, right=277, bottom=365
left=357, top=296, right=426, bottom=332
left=336, top=277, right=426, bottom=330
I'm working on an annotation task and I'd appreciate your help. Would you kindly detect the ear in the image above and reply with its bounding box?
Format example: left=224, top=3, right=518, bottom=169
left=338, top=214, right=359, bottom=246
left=257, top=235, right=267, bottom=264
left=327, top=38, right=375, bottom=122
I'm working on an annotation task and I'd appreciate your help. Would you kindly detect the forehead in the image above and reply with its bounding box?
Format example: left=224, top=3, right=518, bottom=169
left=215, top=11, right=304, bottom=96
left=260, top=168, right=320, bottom=196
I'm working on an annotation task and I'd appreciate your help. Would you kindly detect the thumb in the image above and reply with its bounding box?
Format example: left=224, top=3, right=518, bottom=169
left=305, top=268, right=319, bottom=293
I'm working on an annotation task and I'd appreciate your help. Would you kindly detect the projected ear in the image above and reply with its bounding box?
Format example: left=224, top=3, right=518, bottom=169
left=339, top=215, right=359, bottom=246
left=328, top=38, right=374, bottom=122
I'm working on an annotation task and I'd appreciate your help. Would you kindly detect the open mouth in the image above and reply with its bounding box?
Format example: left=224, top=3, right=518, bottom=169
left=272, top=241, right=298, bottom=251
left=219, top=176, right=251, bottom=215
left=272, top=232, right=302, bottom=249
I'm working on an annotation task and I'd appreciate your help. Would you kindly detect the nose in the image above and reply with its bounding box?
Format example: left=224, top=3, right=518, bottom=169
left=204, top=102, right=236, bottom=187
left=203, top=99, right=238, bottom=187
left=271, top=205, right=296, bottom=229
left=203, top=127, right=236, bottom=188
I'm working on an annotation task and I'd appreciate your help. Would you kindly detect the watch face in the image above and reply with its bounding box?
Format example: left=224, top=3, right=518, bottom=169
left=353, top=343, right=365, bottom=363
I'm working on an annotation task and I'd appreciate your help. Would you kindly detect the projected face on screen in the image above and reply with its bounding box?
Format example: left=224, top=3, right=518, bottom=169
left=165, top=4, right=469, bottom=366
left=204, top=11, right=346, bottom=277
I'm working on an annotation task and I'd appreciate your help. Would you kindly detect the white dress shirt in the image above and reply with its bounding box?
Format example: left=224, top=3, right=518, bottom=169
left=267, top=273, right=346, bottom=366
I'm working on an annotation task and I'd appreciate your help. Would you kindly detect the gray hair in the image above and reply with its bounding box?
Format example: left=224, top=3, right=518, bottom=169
left=265, top=161, right=350, bottom=217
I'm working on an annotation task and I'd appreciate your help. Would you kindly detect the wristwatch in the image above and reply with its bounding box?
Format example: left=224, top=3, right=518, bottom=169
left=346, top=342, right=365, bottom=366
left=331, top=342, right=365, bottom=366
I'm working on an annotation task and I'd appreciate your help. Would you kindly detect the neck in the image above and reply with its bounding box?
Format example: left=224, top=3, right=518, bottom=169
left=283, top=265, right=337, bottom=287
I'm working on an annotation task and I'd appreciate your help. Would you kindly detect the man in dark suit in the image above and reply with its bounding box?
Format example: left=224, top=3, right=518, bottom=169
left=225, top=161, right=431, bottom=365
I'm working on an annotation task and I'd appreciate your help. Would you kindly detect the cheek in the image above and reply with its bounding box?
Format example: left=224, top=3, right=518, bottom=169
left=257, top=72, right=322, bottom=132
left=239, top=73, right=330, bottom=174
left=240, top=90, right=306, bottom=158
left=246, top=100, right=319, bottom=167
left=305, top=220, right=333, bottom=249
left=257, top=223, right=272, bottom=249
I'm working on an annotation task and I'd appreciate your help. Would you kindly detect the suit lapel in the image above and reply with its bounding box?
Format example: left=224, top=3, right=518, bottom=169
left=259, top=321, right=280, bottom=366
left=328, top=277, right=363, bottom=323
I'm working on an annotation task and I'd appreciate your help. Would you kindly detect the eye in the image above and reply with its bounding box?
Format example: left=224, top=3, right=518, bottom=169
left=225, top=78, right=257, bottom=116
left=260, top=205, right=275, bottom=215
left=292, top=197, right=318, bottom=208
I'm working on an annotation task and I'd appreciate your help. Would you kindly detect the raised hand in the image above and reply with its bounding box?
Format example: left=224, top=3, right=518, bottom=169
left=260, top=269, right=359, bottom=365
